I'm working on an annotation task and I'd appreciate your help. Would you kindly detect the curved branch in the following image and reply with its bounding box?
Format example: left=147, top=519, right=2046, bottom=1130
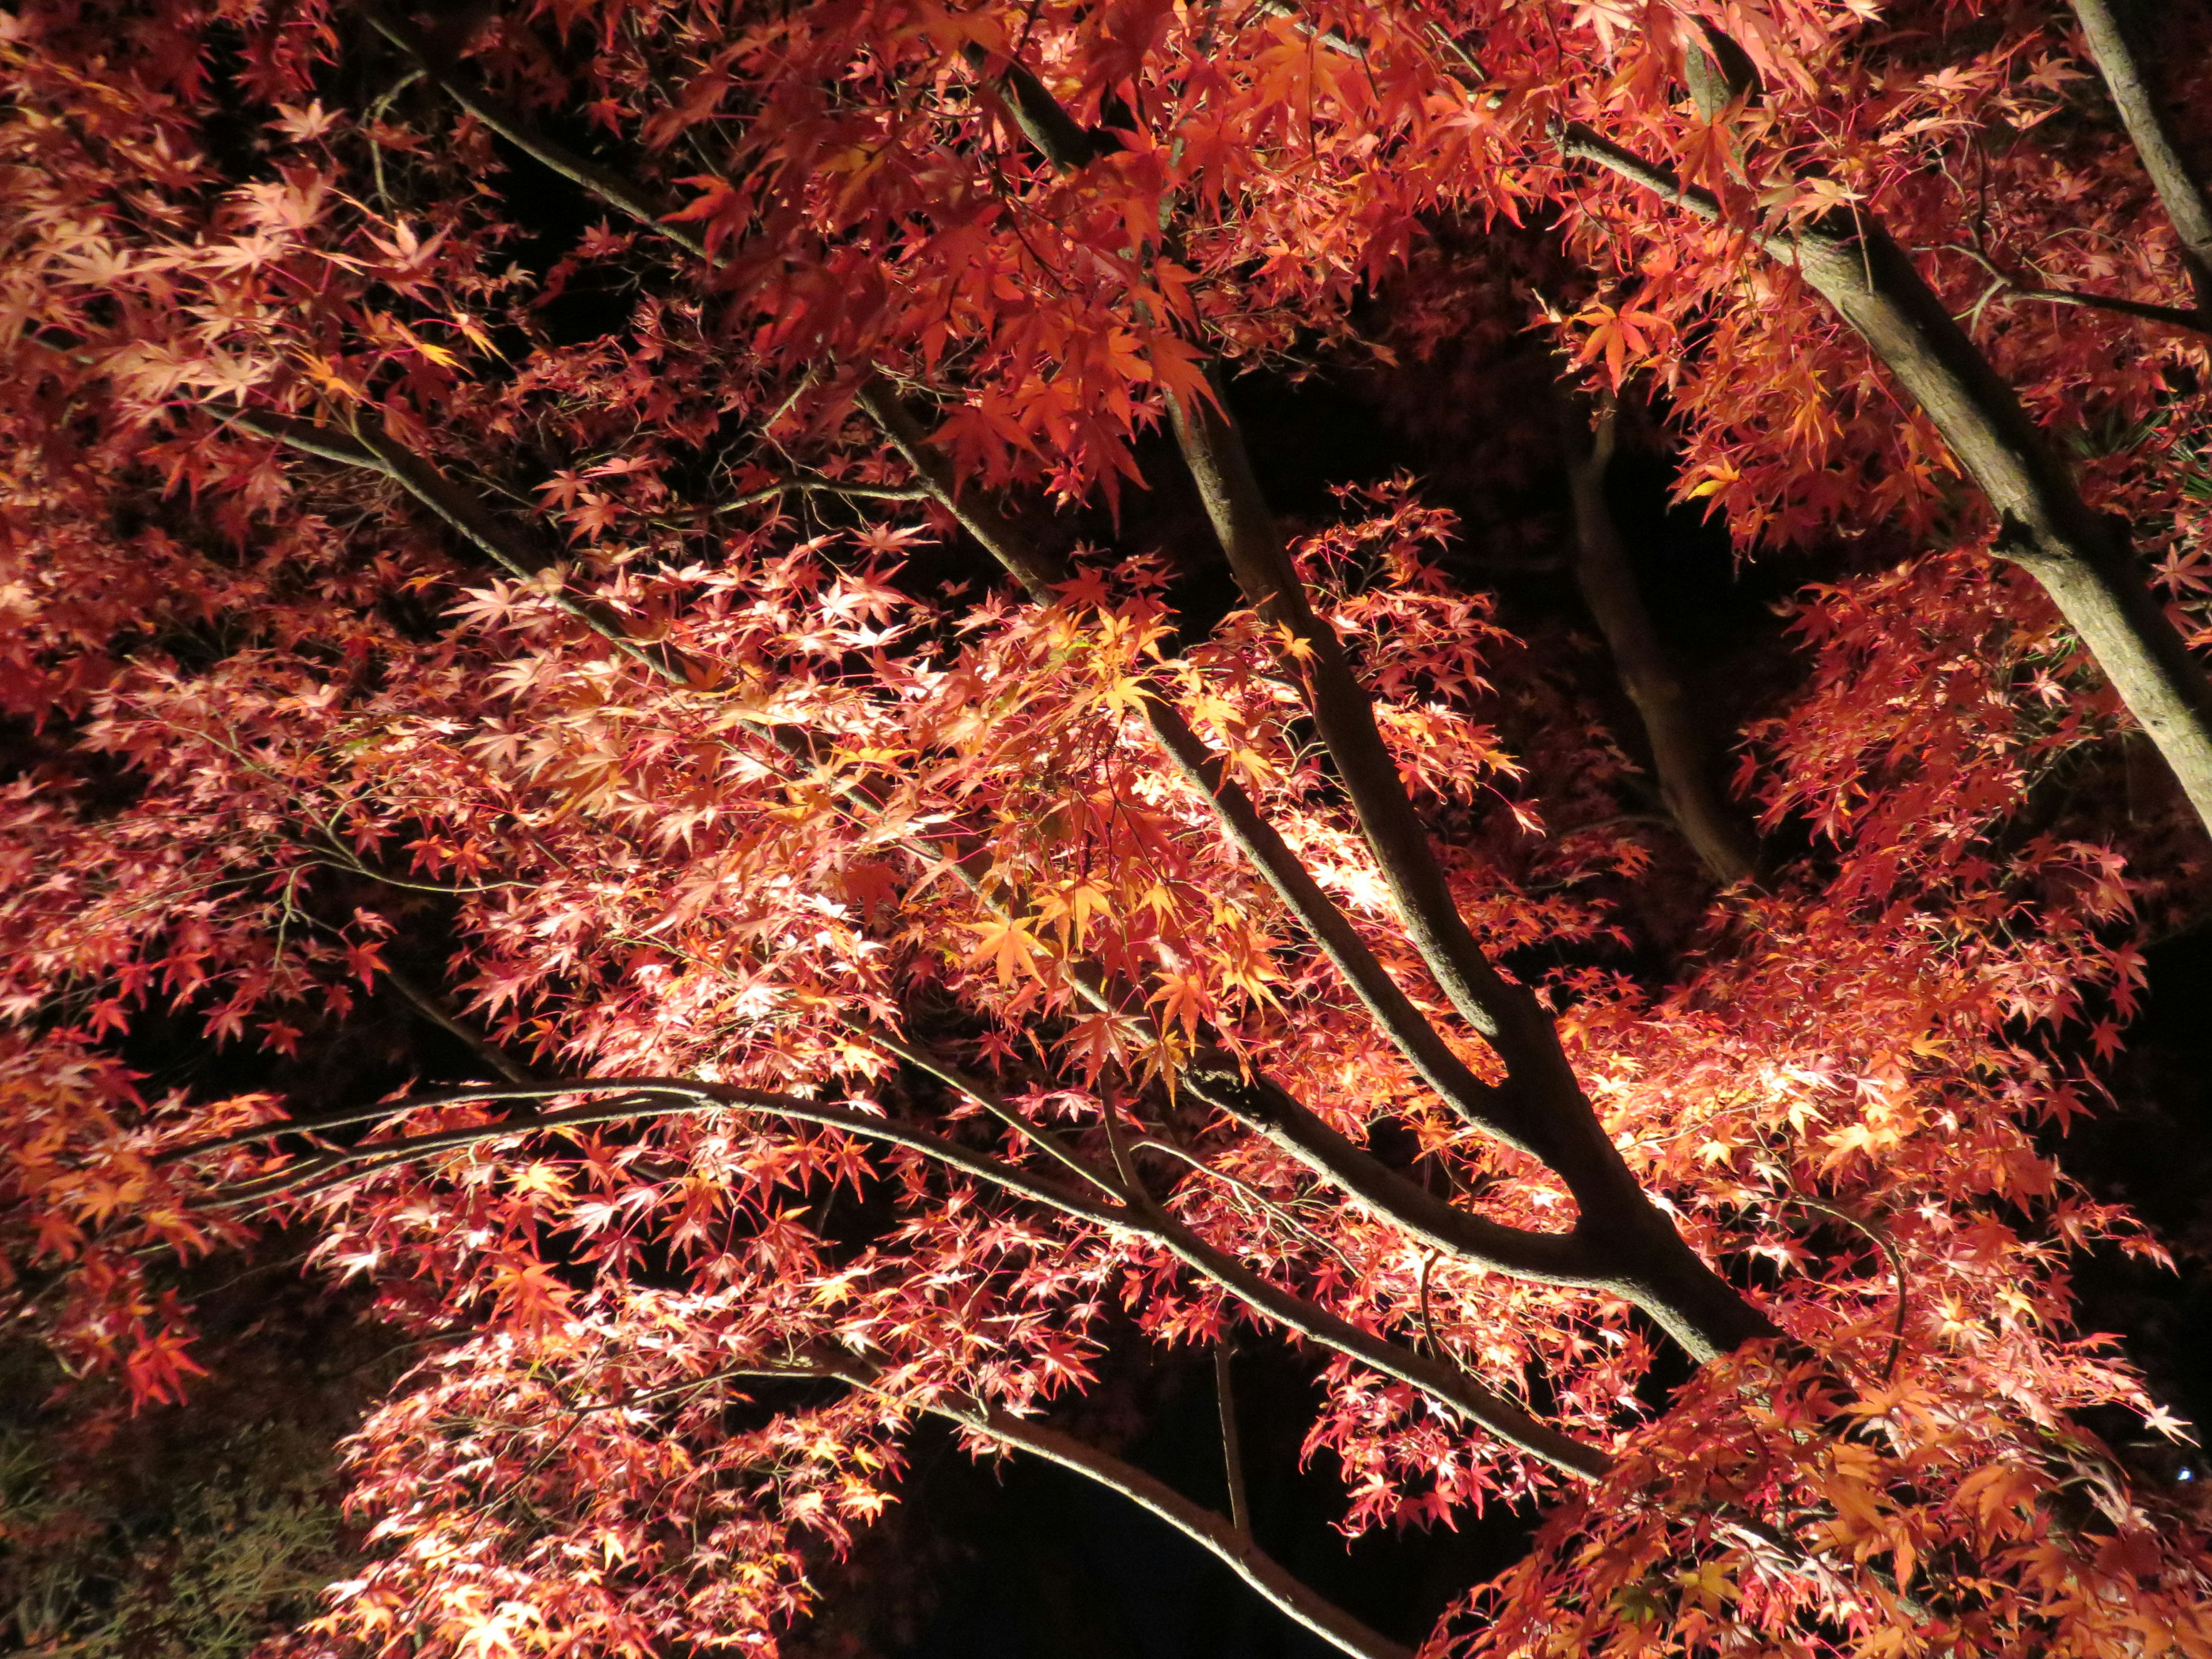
left=1180, top=1050, right=1603, bottom=1286
left=192, top=1075, right=1610, bottom=1476
left=749, top=1354, right=1412, bottom=1659
left=200, top=1081, right=1136, bottom=1230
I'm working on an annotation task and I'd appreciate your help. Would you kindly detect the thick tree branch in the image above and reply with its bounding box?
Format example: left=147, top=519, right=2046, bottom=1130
left=857, top=379, right=1527, bottom=1152
left=1555, top=120, right=2212, bottom=838
left=1165, top=377, right=1552, bottom=1052
left=1154, top=378, right=1772, bottom=1368
left=1181, top=1048, right=1770, bottom=1361
left=1562, top=404, right=1758, bottom=885
left=2069, top=0, right=2212, bottom=315
left=1180, top=1050, right=1603, bottom=1286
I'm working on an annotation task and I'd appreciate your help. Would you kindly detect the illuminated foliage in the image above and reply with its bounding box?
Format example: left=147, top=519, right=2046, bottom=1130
left=3, top=3, right=2211, bottom=1657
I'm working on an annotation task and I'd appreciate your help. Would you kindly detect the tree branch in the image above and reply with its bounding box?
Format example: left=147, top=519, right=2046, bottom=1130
left=1168, top=351, right=1565, bottom=1073
left=1939, top=241, right=2212, bottom=335
left=189, top=1075, right=1611, bottom=1475
left=1562, top=402, right=1758, bottom=885
left=2069, top=0, right=2212, bottom=315
left=1555, top=119, right=2212, bottom=840
left=721, top=478, right=934, bottom=510
left=224, top=407, right=698, bottom=686
left=855, top=378, right=1527, bottom=1153
left=355, top=0, right=709, bottom=259
left=961, top=45, right=1118, bottom=170
left=856, top=1022, right=1134, bottom=1201
left=1180, top=1050, right=1604, bottom=1286
left=752, top=1353, right=1413, bottom=1659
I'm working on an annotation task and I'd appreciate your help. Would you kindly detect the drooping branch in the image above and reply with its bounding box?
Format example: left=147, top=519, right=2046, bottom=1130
left=191, top=1074, right=1610, bottom=1476
left=1561, top=403, right=1758, bottom=886
left=1554, top=119, right=2212, bottom=839
left=2069, top=0, right=2212, bottom=316
left=198, top=1080, right=1136, bottom=1226
left=748, top=1353, right=1412, bottom=1659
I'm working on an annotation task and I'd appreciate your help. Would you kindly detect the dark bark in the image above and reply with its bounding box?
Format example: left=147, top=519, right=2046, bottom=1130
left=1562, top=406, right=1759, bottom=886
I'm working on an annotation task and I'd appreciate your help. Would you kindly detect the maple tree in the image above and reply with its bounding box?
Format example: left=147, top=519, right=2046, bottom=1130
left=6, top=1, right=2212, bottom=1657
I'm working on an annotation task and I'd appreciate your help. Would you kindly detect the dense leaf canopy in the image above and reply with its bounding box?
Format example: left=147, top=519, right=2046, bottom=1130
left=5, top=2, right=2212, bottom=1657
